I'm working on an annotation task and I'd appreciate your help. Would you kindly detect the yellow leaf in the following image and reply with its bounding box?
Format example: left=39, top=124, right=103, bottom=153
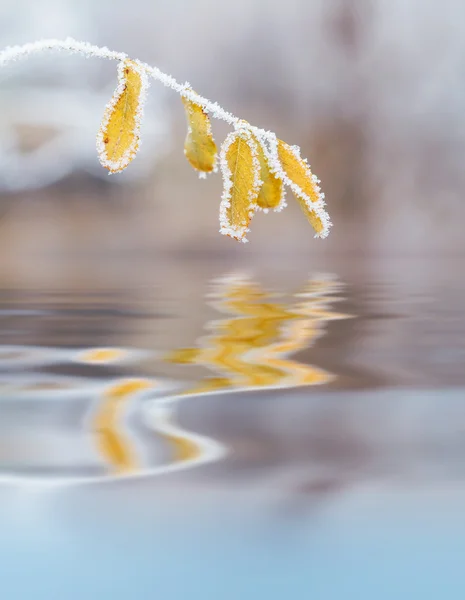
left=97, top=59, right=148, bottom=173
left=182, top=93, right=217, bottom=172
left=277, top=140, right=330, bottom=237
left=292, top=192, right=326, bottom=236
left=277, top=140, right=321, bottom=203
left=219, top=129, right=261, bottom=242
left=253, top=136, right=284, bottom=210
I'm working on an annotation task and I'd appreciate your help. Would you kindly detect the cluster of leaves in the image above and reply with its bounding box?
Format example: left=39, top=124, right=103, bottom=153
left=0, top=40, right=330, bottom=243
left=97, top=59, right=331, bottom=243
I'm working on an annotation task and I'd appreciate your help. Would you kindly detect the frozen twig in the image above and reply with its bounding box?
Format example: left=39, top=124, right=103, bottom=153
left=0, top=37, right=331, bottom=241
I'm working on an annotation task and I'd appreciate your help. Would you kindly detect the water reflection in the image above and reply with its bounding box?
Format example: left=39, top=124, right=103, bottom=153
left=91, top=378, right=155, bottom=475
left=0, top=272, right=347, bottom=485
left=0, top=344, right=147, bottom=369
left=2, top=262, right=465, bottom=600
left=164, top=273, right=349, bottom=393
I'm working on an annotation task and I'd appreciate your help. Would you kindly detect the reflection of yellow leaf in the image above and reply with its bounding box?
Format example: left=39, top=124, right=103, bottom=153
left=97, top=60, right=148, bottom=173
left=167, top=275, right=349, bottom=395
left=222, top=317, right=285, bottom=347
left=93, top=378, right=153, bottom=474
left=150, top=408, right=202, bottom=462
left=182, top=377, right=232, bottom=396
left=165, top=347, right=201, bottom=364
left=254, top=137, right=283, bottom=210
left=105, top=379, right=153, bottom=398
left=259, top=320, right=331, bottom=386
left=164, top=432, right=202, bottom=462
left=182, top=94, right=217, bottom=172
left=95, top=430, right=135, bottom=474
left=76, top=347, right=127, bottom=364
left=206, top=340, right=286, bottom=386
left=277, top=140, right=329, bottom=237
left=219, top=129, right=261, bottom=242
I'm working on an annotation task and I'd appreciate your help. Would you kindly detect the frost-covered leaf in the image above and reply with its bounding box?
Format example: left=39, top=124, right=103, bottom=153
left=219, top=128, right=262, bottom=242
left=0, top=38, right=331, bottom=242
left=253, top=136, right=284, bottom=210
left=292, top=190, right=326, bottom=236
left=97, top=60, right=149, bottom=173
left=276, top=139, right=330, bottom=237
left=182, top=93, right=217, bottom=172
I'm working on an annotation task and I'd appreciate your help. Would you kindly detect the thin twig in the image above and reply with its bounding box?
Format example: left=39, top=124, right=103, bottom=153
left=0, top=37, right=331, bottom=240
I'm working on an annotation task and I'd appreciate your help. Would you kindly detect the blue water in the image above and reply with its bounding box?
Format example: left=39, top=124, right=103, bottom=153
left=2, top=474, right=465, bottom=599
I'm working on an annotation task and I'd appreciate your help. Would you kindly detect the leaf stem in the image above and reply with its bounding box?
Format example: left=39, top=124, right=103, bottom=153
left=0, top=37, right=331, bottom=239
left=0, top=37, right=244, bottom=127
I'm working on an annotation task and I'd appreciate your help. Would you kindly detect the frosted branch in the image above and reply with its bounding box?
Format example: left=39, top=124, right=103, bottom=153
left=0, top=37, right=331, bottom=240
left=0, top=37, right=241, bottom=127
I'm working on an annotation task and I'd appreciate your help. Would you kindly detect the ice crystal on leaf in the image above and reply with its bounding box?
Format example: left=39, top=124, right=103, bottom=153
left=275, top=139, right=330, bottom=238
left=97, top=60, right=148, bottom=174
left=252, top=134, right=285, bottom=211
left=219, top=126, right=262, bottom=242
left=182, top=90, right=217, bottom=173
left=0, top=38, right=332, bottom=241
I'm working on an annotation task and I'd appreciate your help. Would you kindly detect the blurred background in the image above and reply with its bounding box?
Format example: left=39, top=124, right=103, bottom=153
left=1, top=2, right=465, bottom=599
left=1, top=0, right=465, bottom=260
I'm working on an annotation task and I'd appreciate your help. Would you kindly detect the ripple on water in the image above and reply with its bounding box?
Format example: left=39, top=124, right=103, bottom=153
left=0, top=272, right=348, bottom=485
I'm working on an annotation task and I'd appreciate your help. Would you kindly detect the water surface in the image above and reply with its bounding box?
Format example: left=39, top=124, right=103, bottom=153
left=0, top=257, right=464, bottom=599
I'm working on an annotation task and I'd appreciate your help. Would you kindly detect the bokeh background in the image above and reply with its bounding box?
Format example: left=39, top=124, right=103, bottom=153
left=2, top=5, right=465, bottom=599
left=1, top=0, right=465, bottom=262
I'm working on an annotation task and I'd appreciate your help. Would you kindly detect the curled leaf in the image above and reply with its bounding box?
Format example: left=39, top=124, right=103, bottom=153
left=97, top=59, right=149, bottom=173
left=0, top=38, right=331, bottom=243
left=219, top=128, right=262, bottom=242
left=292, top=190, right=327, bottom=236
left=276, top=139, right=331, bottom=237
left=182, top=92, right=217, bottom=172
left=253, top=136, right=284, bottom=211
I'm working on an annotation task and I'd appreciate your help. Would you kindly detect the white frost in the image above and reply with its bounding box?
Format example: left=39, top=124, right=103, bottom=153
left=96, top=59, right=149, bottom=173
left=219, top=125, right=262, bottom=242
left=0, top=37, right=332, bottom=239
